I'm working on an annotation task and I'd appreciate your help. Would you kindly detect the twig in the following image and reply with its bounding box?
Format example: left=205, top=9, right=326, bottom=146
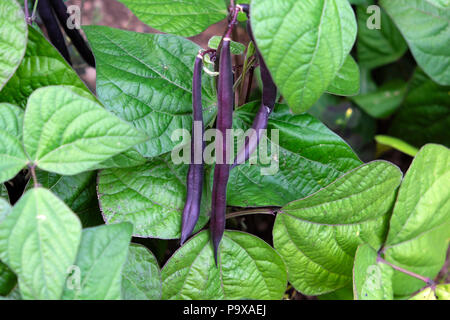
left=226, top=207, right=278, bottom=219
left=377, top=256, right=434, bottom=285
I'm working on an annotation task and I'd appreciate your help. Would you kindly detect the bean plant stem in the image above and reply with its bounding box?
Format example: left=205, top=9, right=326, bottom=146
left=377, top=256, right=434, bottom=285
left=29, top=165, right=40, bottom=188
left=226, top=207, right=278, bottom=220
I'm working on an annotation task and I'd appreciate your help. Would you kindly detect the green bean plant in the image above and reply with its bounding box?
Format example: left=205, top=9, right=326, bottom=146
left=0, top=0, right=448, bottom=300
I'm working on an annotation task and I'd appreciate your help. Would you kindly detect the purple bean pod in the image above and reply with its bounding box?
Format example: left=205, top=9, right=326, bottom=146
left=232, top=5, right=277, bottom=169
left=180, top=54, right=205, bottom=245
left=49, top=0, right=96, bottom=67
left=37, top=0, right=72, bottom=65
left=210, top=37, right=233, bottom=265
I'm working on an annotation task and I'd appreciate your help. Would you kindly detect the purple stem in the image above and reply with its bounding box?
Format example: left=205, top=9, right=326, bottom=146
left=377, top=256, right=434, bottom=285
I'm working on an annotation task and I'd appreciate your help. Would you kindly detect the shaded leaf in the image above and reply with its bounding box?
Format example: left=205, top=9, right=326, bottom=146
left=327, top=55, right=360, bottom=96
left=380, top=0, right=450, bottom=85
left=356, top=4, right=407, bottom=69
left=0, top=26, right=91, bottom=108
left=351, top=80, right=407, bottom=118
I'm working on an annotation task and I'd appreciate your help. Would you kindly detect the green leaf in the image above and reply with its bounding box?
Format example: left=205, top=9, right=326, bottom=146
left=0, top=26, right=92, bottom=108
left=375, top=135, right=419, bottom=157
left=0, top=199, right=16, bottom=297
left=89, top=148, right=147, bottom=170
left=326, top=55, right=360, bottom=96
left=23, top=86, right=148, bottom=175
left=435, top=284, right=450, bottom=300
left=0, top=197, right=11, bottom=223
left=351, top=80, right=407, bottom=118
left=0, top=103, right=24, bottom=137
left=0, top=0, right=27, bottom=90
left=389, top=69, right=450, bottom=148
left=409, top=284, right=450, bottom=300
left=62, top=223, right=132, bottom=300
left=356, top=5, right=407, bottom=69
left=84, top=25, right=217, bottom=157
left=0, top=185, right=8, bottom=201
left=380, top=0, right=450, bottom=85
left=0, top=103, right=28, bottom=184
left=273, top=161, right=402, bottom=295
left=384, top=144, right=450, bottom=296
left=0, top=262, right=16, bottom=296
left=208, top=36, right=246, bottom=55
left=0, top=188, right=82, bottom=299
left=227, top=102, right=362, bottom=207
left=318, top=286, right=353, bottom=300
left=409, top=287, right=436, bottom=300
left=251, top=0, right=357, bottom=113
left=117, top=0, right=227, bottom=36
left=162, top=230, right=287, bottom=300
left=122, top=244, right=162, bottom=300
left=27, top=170, right=102, bottom=227
left=352, top=244, right=394, bottom=300
left=97, top=155, right=211, bottom=239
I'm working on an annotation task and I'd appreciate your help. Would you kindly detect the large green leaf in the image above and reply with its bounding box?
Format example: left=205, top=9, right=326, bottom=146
left=122, top=243, right=162, bottom=300
left=162, top=230, right=287, bottom=300
left=84, top=25, right=217, bottom=158
left=380, top=0, right=450, bottom=85
left=356, top=4, right=407, bottom=69
left=97, top=155, right=211, bottom=239
left=0, top=188, right=82, bottom=299
left=251, top=0, right=357, bottom=113
left=389, top=70, right=450, bottom=148
left=62, top=223, right=132, bottom=300
left=117, top=0, right=227, bottom=37
left=384, top=144, right=450, bottom=296
left=352, top=244, right=394, bottom=300
left=273, top=161, right=402, bottom=295
left=227, top=102, right=362, bottom=207
left=0, top=103, right=28, bottom=183
left=0, top=27, right=91, bottom=108
left=0, top=198, right=16, bottom=297
left=28, top=170, right=102, bottom=227
left=326, top=55, right=360, bottom=96
left=351, top=80, right=407, bottom=118
left=0, top=0, right=27, bottom=90
left=23, top=86, right=148, bottom=175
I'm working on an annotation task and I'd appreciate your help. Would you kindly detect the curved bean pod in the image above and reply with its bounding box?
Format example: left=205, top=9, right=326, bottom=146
left=180, top=54, right=205, bottom=245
